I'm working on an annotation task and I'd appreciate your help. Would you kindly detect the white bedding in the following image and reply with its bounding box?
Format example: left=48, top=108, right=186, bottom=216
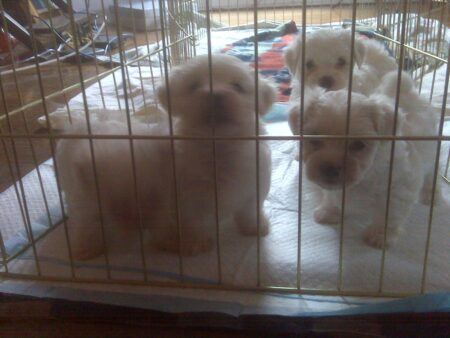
left=2, top=24, right=449, bottom=298
left=2, top=120, right=449, bottom=295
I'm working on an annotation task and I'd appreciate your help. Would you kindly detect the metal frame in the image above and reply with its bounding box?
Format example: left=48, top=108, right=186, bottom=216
left=0, top=0, right=449, bottom=298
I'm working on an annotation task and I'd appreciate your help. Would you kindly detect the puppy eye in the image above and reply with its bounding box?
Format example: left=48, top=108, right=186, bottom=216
left=306, top=60, right=315, bottom=70
left=336, top=57, right=346, bottom=68
left=189, top=81, right=201, bottom=92
left=349, top=140, right=366, bottom=152
left=232, top=82, right=245, bottom=93
left=307, top=139, right=323, bottom=150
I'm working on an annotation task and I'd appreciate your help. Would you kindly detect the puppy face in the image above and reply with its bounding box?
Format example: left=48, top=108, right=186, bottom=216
left=157, top=54, right=276, bottom=136
left=300, top=90, right=391, bottom=190
left=284, top=29, right=365, bottom=91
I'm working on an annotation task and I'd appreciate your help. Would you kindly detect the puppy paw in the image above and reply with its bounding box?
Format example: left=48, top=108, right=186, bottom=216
left=236, top=213, right=270, bottom=237
left=314, top=206, right=340, bottom=224
left=71, top=244, right=104, bottom=261
left=69, top=223, right=104, bottom=261
left=153, top=232, right=213, bottom=256
left=419, top=187, right=433, bottom=206
left=420, top=185, right=445, bottom=206
left=363, top=225, right=399, bottom=249
left=181, top=236, right=214, bottom=256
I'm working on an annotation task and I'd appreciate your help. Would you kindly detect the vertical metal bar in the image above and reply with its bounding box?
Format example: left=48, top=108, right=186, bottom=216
left=411, top=3, right=421, bottom=79
left=444, top=147, right=450, bottom=181
left=253, top=0, right=261, bottom=288
left=428, top=3, right=446, bottom=103
left=337, top=0, right=358, bottom=292
left=0, top=216, right=8, bottom=271
left=271, top=1, right=275, bottom=23
left=264, top=2, right=267, bottom=24
left=329, top=0, right=332, bottom=28
left=319, top=1, right=323, bottom=24
left=418, top=0, right=434, bottom=94
left=83, top=0, right=107, bottom=108
left=158, top=0, right=184, bottom=279
left=420, top=47, right=450, bottom=294
left=236, top=0, right=240, bottom=27
left=99, top=0, right=123, bottom=110
left=227, top=0, right=231, bottom=28
left=378, top=0, right=409, bottom=293
left=167, top=1, right=179, bottom=65
left=308, top=1, right=312, bottom=24
left=297, top=0, right=307, bottom=291
left=246, top=1, right=249, bottom=26
left=204, top=0, right=222, bottom=284
left=123, top=59, right=138, bottom=115
left=138, top=0, right=162, bottom=113
left=45, top=0, right=73, bottom=123
left=149, top=0, right=164, bottom=76
left=127, top=0, right=150, bottom=112
left=188, top=0, right=197, bottom=57
left=66, top=0, right=111, bottom=278
left=218, top=0, right=223, bottom=25
left=113, top=0, right=149, bottom=282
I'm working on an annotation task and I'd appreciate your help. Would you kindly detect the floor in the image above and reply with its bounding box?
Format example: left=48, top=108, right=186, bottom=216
left=209, top=2, right=450, bottom=27
left=1, top=291, right=449, bottom=337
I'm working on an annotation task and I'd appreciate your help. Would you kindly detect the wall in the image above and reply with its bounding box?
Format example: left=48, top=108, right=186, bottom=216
left=197, top=0, right=378, bottom=10
left=71, top=0, right=115, bottom=13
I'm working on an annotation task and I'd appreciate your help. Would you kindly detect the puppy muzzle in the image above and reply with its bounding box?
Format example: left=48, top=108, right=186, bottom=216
left=318, top=75, right=335, bottom=90
left=204, top=93, right=232, bottom=125
left=319, top=163, right=342, bottom=186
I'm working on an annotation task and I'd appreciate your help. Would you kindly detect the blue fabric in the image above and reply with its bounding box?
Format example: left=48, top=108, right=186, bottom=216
left=263, top=102, right=289, bottom=123
left=324, top=292, right=450, bottom=316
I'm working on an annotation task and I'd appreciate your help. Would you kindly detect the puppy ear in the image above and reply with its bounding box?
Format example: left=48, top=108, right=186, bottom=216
left=284, top=39, right=300, bottom=75
left=156, top=83, right=169, bottom=112
left=257, top=77, right=277, bottom=116
left=288, top=104, right=300, bottom=135
left=288, top=87, right=323, bottom=135
left=366, top=100, right=395, bottom=135
left=353, top=38, right=365, bottom=68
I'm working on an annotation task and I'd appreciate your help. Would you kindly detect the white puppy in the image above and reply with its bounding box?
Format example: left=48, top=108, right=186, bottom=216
left=284, top=29, right=398, bottom=102
left=56, top=54, right=276, bottom=260
left=288, top=72, right=438, bottom=248
left=156, top=54, right=275, bottom=250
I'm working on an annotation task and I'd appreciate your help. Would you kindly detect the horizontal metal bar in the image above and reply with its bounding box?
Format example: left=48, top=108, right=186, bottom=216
left=373, top=32, right=448, bottom=63
left=0, top=133, right=449, bottom=141
left=0, top=272, right=411, bottom=298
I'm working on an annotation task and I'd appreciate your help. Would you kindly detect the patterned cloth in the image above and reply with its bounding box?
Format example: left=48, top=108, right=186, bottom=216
left=220, top=22, right=394, bottom=121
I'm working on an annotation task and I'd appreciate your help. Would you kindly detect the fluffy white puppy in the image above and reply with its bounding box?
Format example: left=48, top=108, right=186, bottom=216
left=288, top=72, right=438, bottom=248
left=284, top=29, right=398, bottom=101
left=56, top=121, right=174, bottom=260
left=56, top=54, right=276, bottom=260
left=156, top=54, right=275, bottom=250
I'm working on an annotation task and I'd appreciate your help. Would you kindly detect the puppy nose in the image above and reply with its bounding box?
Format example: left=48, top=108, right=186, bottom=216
left=318, top=76, right=335, bottom=90
left=212, top=93, right=226, bottom=109
left=321, top=163, right=341, bottom=181
left=206, top=93, right=230, bottom=124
